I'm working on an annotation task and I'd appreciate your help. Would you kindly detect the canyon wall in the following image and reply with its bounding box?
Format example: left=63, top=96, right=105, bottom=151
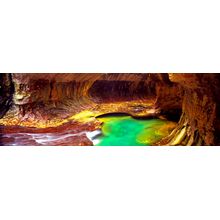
left=10, top=73, right=174, bottom=120
left=160, top=73, right=220, bottom=145
left=1, top=73, right=219, bottom=146
left=12, top=73, right=160, bottom=105
left=154, top=74, right=183, bottom=120
left=0, top=73, right=13, bottom=118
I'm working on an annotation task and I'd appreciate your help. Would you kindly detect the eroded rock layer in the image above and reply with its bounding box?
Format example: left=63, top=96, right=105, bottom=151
left=1, top=73, right=178, bottom=127
left=159, top=73, right=220, bottom=146
left=0, top=73, right=219, bottom=146
left=0, top=74, right=14, bottom=118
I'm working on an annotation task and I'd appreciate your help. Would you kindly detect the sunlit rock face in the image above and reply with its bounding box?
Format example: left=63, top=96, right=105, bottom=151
left=0, top=73, right=220, bottom=146
left=160, top=73, right=220, bottom=145
left=1, top=73, right=181, bottom=146
left=6, top=73, right=177, bottom=127
left=12, top=73, right=159, bottom=105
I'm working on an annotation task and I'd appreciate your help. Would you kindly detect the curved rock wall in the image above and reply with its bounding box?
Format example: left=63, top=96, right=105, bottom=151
left=10, top=73, right=172, bottom=120
left=12, top=73, right=159, bottom=104
left=160, top=73, right=220, bottom=145
left=1, top=73, right=219, bottom=146
left=0, top=73, right=14, bottom=118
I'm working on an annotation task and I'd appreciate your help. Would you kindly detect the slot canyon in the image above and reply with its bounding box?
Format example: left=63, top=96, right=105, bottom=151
left=0, top=73, right=219, bottom=146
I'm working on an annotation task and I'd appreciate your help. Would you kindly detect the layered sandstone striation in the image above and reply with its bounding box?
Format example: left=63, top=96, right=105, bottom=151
left=158, top=73, right=220, bottom=145
left=0, top=73, right=219, bottom=146
left=1, top=73, right=174, bottom=128
left=0, top=74, right=14, bottom=118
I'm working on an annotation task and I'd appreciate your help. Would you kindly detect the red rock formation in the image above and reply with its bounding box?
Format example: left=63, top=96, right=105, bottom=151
left=9, top=73, right=170, bottom=122
left=0, top=73, right=14, bottom=118
left=154, top=74, right=183, bottom=119
left=158, top=73, right=220, bottom=145
left=1, top=73, right=219, bottom=146
left=0, top=121, right=95, bottom=146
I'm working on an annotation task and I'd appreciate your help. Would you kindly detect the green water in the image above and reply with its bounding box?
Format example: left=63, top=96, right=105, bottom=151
left=94, top=115, right=175, bottom=146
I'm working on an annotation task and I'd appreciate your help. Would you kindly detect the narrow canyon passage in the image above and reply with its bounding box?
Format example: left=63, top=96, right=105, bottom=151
left=0, top=73, right=219, bottom=146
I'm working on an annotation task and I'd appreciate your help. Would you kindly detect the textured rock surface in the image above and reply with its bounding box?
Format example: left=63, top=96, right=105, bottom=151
left=1, top=73, right=174, bottom=127
left=0, top=73, right=219, bottom=146
left=0, top=73, right=14, bottom=118
left=0, top=121, right=94, bottom=146
left=158, top=73, right=220, bottom=145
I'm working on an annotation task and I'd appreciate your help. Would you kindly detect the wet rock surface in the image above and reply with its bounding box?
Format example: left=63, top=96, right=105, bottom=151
left=0, top=121, right=95, bottom=146
left=0, top=73, right=220, bottom=146
left=159, top=73, right=220, bottom=145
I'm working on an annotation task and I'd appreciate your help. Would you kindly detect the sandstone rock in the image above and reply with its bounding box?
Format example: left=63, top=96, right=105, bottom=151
left=1, top=73, right=220, bottom=146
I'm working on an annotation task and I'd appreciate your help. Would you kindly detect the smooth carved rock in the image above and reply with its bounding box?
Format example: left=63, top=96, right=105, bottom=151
left=0, top=73, right=220, bottom=146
